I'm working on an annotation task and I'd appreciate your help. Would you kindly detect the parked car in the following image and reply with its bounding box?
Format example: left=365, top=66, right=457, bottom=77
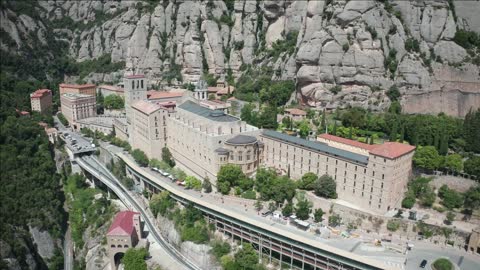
left=161, top=171, right=170, bottom=177
left=168, top=175, right=176, bottom=181
left=261, top=211, right=272, bottom=217
left=420, top=260, right=427, bottom=268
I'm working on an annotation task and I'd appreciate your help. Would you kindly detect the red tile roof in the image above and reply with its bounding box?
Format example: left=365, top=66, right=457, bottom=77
left=132, top=100, right=162, bottom=114
left=285, top=108, right=307, bottom=116
left=107, top=211, right=139, bottom=236
left=125, top=74, right=145, bottom=79
left=369, top=142, right=416, bottom=159
left=30, top=89, right=52, bottom=98
left=318, top=134, right=376, bottom=151
left=98, top=85, right=124, bottom=92
left=147, top=90, right=184, bottom=100
left=59, top=83, right=96, bottom=89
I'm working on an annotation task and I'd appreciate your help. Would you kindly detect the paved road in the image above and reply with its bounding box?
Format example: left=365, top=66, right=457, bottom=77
left=64, top=227, right=73, bottom=270
left=405, top=242, right=479, bottom=270
left=77, top=156, right=199, bottom=270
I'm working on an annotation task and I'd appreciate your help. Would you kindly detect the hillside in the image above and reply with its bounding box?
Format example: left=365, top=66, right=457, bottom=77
left=1, top=0, right=479, bottom=116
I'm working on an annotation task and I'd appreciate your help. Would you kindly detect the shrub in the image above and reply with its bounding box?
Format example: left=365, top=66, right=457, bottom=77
left=328, top=213, right=342, bottom=227
left=432, top=258, right=454, bottom=270
left=329, top=85, right=342, bottom=95
left=387, top=220, right=400, bottom=231
left=387, top=85, right=401, bottom=101
left=241, top=190, right=257, bottom=200
left=57, top=113, right=69, bottom=126
left=314, top=175, right=337, bottom=199
left=366, top=25, right=377, bottom=39
left=405, top=38, right=420, bottom=53
left=342, top=43, right=349, bottom=52
left=131, top=149, right=149, bottom=167
left=402, top=192, right=416, bottom=208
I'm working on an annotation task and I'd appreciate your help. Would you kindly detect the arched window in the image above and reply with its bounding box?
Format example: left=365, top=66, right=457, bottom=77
left=111, top=245, right=115, bottom=248
left=117, top=245, right=122, bottom=248
left=131, top=81, right=134, bottom=89
left=124, top=245, right=129, bottom=248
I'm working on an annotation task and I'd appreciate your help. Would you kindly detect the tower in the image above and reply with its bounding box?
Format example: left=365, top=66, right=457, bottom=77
left=194, top=79, right=208, bottom=100
left=124, top=74, right=147, bottom=123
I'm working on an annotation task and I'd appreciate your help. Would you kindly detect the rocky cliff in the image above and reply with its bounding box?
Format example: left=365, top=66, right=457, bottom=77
left=1, top=0, right=479, bottom=116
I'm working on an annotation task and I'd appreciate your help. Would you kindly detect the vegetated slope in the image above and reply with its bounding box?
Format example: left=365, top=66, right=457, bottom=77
left=1, top=0, right=479, bottom=116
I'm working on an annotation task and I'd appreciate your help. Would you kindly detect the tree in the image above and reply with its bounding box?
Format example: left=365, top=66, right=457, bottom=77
left=298, top=120, right=310, bottom=138
left=332, top=121, right=337, bottom=135
left=210, top=241, right=231, bottom=260
left=104, top=94, right=124, bottom=109
left=297, top=172, right=318, bottom=190
left=464, top=108, right=480, bottom=153
left=314, top=208, right=324, bottom=223
left=240, top=103, right=257, bottom=126
left=433, top=258, right=454, bottom=270
left=254, top=200, right=263, bottom=211
left=413, top=146, right=441, bottom=171
left=444, top=154, right=463, bottom=173
left=401, top=191, right=416, bottom=208
left=445, top=211, right=455, bottom=225
left=341, top=107, right=366, bottom=128
left=306, top=108, right=315, bottom=119
left=185, top=176, right=202, bottom=191
left=270, top=176, right=297, bottom=204
left=282, top=202, right=293, bottom=217
left=131, top=149, right=149, bottom=167
left=328, top=214, right=342, bottom=227
left=320, top=109, right=326, bottom=132
left=234, top=243, right=259, bottom=270
left=202, top=177, right=212, bottom=193
left=439, top=132, right=449, bottom=155
left=150, top=191, right=174, bottom=217
left=96, top=91, right=104, bottom=114
left=314, top=174, right=337, bottom=199
left=438, top=185, right=464, bottom=209
left=268, top=202, right=277, bottom=212
left=161, top=147, right=175, bottom=167
left=122, top=248, right=148, bottom=270
left=282, top=116, right=293, bottom=130
left=386, top=220, right=400, bottom=232
left=464, top=156, right=480, bottom=179
left=387, top=85, right=400, bottom=101
left=217, top=164, right=246, bottom=194
left=464, top=186, right=480, bottom=210
left=295, top=199, right=312, bottom=220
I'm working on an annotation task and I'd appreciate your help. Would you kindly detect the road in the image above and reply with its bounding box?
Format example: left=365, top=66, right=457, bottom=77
left=77, top=156, right=199, bottom=270
left=64, top=227, right=73, bottom=270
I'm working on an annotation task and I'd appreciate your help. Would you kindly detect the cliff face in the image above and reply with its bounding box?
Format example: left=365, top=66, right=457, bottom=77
left=1, top=0, right=479, bottom=117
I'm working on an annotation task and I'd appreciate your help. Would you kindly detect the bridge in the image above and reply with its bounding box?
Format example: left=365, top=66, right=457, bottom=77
left=117, top=153, right=395, bottom=270
left=75, top=155, right=200, bottom=270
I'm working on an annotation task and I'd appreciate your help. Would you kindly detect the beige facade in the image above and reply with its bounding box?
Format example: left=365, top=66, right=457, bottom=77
left=218, top=136, right=264, bottom=175
left=59, top=83, right=96, bottom=96
left=97, top=84, right=124, bottom=97
left=30, top=89, right=53, bottom=113
left=113, top=118, right=129, bottom=141
left=77, top=116, right=120, bottom=135
left=60, top=93, right=96, bottom=126
left=166, top=100, right=259, bottom=180
left=130, top=100, right=171, bottom=160
left=260, top=130, right=415, bottom=214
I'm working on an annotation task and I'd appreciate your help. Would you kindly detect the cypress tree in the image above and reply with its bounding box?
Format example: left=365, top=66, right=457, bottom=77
left=399, top=125, right=405, bottom=143
left=439, top=132, right=448, bottom=155
left=348, top=126, right=353, bottom=139
left=389, top=121, right=398, bottom=141
left=332, top=121, right=337, bottom=135
left=433, top=131, right=440, bottom=150
left=320, top=109, right=326, bottom=132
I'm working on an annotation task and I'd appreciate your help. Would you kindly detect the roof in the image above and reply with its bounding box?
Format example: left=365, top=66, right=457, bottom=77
left=318, top=134, right=377, bottom=151
left=147, top=90, right=184, bottom=100
left=226, top=135, right=258, bottom=145
left=207, top=87, right=222, bottom=93
left=60, top=83, right=96, bottom=89
left=62, top=93, right=93, bottom=99
left=369, top=142, right=416, bottom=159
left=30, top=89, right=51, bottom=98
left=132, top=100, right=162, bottom=115
left=107, top=211, right=139, bottom=236
left=262, top=130, right=369, bottom=165
left=285, top=108, right=307, bottom=116
left=46, top=127, right=57, bottom=134
left=178, top=100, right=239, bottom=122
left=214, top=147, right=231, bottom=154
left=217, top=86, right=235, bottom=95
left=98, top=85, right=124, bottom=92
left=125, top=74, right=145, bottom=79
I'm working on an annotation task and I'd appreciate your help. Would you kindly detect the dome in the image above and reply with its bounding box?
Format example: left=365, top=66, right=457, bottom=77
left=226, top=135, right=257, bottom=145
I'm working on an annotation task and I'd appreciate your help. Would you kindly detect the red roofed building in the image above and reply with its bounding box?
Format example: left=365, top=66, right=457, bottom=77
left=278, top=108, right=307, bottom=122
left=147, top=90, right=184, bottom=102
left=30, top=89, right=52, bottom=113
left=107, top=211, right=143, bottom=269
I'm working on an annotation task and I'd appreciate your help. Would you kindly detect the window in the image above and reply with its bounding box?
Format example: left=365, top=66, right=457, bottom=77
left=238, top=151, right=243, bottom=161
left=371, top=187, right=373, bottom=192
left=382, top=174, right=385, bottom=180
left=381, top=182, right=384, bottom=189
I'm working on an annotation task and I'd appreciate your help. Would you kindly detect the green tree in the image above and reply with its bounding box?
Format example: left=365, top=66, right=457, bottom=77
left=122, top=248, right=148, bottom=270
left=282, top=202, right=293, bottom=217
left=210, top=241, right=231, bottom=260
left=438, top=185, right=464, bottom=209
left=341, top=107, right=366, bottom=128
left=297, top=172, right=318, bottom=190
left=413, top=146, right=441, bottom=171
left=313, top=208, right=324, bottom=223
left=432, top=258, right=453, bottom=270
left=444, top=154, right=463, bottom=173
left=328, top=213, right=342, bottom=227
left=150, top=191, right=174, bottom=217
left=314, top=174, right=337, bottom=199
left=131, top=149, right=149, bottom=167
left=202, top=177, right=212, bottom=193
left=234, top=243, right=259, bottom=270
left=240, top=103, right=257, bottom=125
left=464, top=186, right=480, bottom=210
left=270, top=176, right=297, bottom=204
left=464, top=156, right=480, bottom=179
left=401, top=191, right=416, bottom=208
left=281, top=116, right=293, bottom=130
left=96, top=90, right=104, bottom=114
left=298, top=120, right=310, bottom=138
left=254, top=200, right=263, bottom=211
left=320, top=109, right=326, bottom=132
left=445, top=211, right=455, bottom=225
left=387, top=85, right=400, bottom=101
left=161, top=147, right=175, bottom=167
left=386, top=220, right=400, bottom=231
left=185, top=176, right=202, bottom=191
left=295, top=199, right=312, bottom=220
left=464, top=108, right=480, bottom=153
left=217, top=164, right=246, bottom=194
left=103, top=94, right=124, bottom=109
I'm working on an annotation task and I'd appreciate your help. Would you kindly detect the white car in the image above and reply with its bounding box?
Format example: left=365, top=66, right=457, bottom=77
left=161, top=171, right=170, bottom=177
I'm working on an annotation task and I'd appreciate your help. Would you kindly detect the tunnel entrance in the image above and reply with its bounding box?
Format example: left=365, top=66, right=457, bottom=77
left=113, top=252, right=125, bottom=269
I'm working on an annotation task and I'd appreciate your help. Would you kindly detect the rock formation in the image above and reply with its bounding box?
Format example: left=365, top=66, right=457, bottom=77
left=1, top=0, right=479, bottom=117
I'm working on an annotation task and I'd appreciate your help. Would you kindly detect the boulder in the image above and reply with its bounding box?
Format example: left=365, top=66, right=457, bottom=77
left=433, top=41, right=468, bottom=64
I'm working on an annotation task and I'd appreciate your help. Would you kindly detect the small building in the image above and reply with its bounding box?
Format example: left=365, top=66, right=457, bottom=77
left=60, top=93, right=96, bottom=128
left=207, top=82, right=235, bottom=100
left=97, top=85, right=124, bottom=97
left=59, top=83, right=96, bottom=97
left=30, top=89, right=53, bottom=113
left=278, top=108, right=307, bottom=122
left=46, top=127, right=58, bottom=144
left=468, top=226, right=480, bottom=254
left=107, top=211, right=145, bottom=270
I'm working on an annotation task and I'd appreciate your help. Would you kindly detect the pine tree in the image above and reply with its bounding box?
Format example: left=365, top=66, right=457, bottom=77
left=332, top=121, right=337, bottom=135
left=389, top=121, right=398, bottom=141
left=320, top=109, right=326, bottom=133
